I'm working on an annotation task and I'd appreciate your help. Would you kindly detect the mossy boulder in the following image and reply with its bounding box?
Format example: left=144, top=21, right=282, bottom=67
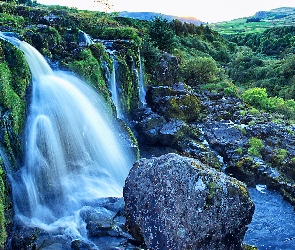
left=146, top=83, right=200, bottom=122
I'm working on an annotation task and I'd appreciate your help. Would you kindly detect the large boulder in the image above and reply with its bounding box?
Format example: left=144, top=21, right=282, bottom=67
left=124, top=153, right=254, bottom=250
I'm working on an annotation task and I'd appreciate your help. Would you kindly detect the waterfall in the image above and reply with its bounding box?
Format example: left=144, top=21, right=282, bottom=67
left=0, top=33, right=134, bottom=232
left=131, top=54, right=146, bottom=108
left=78, top=31, right=93, bottom=46
left=110, top=59, right=123, bottom=119
left=138, top=53, right=146, bottom=106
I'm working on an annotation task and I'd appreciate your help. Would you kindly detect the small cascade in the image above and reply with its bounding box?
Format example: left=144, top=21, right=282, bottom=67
left=0, top=33, right=134, bottom=238
left=131, top=53, right=146, bottom=108
left=100, top=40, right=123, bottom=119
left=138, top=52, right=146, bottom=106
left=110, top=59, right=123, bottom=119
left=78, top=31, right=93, bottom=46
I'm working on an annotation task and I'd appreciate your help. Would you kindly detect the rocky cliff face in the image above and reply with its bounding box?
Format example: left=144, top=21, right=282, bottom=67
left=124, top=153, right=254, bottom=250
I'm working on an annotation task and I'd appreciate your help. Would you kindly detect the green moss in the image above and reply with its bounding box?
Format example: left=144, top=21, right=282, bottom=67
left=248, top=107, right=260, bottom=116
left=234, top=125, right=247, bottom=135
left=227, top=178, right=249, bottom=198
left=240, top=110, right=247, bottom=116
left=166, top=95, right=200, bottom=122
left=23, top=26, right=63, bottom=60
left=242, top=244, right=258, bottom=250
left=0, top=161, right=6, bottom=249
left=235, top=147, right=243, bottom=155
left=206, top=181, right=217, bottom=208
left=247, top=137, right=264, bottom=157
left=275, top=148, right=288, bottom=163
left=67, top=48, right=112, bottom=107
left=286, top=127, right=294, bottom=135
left=0, top=62, right=26, bottom=135
left=0, top=41, right=31, bottom=171
left=116, top=48, right=140, bottom=113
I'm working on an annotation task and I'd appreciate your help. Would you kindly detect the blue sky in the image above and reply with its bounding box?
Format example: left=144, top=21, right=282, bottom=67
left=37, top=0, right=295, bottom=23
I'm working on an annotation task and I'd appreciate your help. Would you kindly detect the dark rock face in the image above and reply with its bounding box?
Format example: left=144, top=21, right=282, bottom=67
left=146, top=84, right=200, bottom=122
left=152, top=53, right=179, bottom=86
left=124, top=153, right=254, bottom=250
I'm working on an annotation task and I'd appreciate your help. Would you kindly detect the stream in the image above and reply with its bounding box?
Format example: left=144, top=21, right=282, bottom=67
left=244, top=185, right=295, bottom=249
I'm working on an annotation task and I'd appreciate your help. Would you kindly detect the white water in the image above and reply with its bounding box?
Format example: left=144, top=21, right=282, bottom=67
left=138, top=53, right=146, bottom=106
left=0, top=33, right=134, bottom=234
left=78, top=30, right=94, bottom=45
left=110, top=60, right=123, bottom=118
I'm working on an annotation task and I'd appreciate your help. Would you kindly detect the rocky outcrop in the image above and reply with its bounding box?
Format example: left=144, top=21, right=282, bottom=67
left=124, top=153, right=254, bottom=250
left=146, top=83, right=200, bottom=122
left=151, top=52, right=179, bottom=86
left=199, top=91, right=295, bottom=206
left=132, top=84, right=221, bottom=168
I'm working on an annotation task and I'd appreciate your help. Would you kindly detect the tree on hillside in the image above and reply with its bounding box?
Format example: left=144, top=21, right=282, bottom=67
left=149, top=16, right=176, bottom=52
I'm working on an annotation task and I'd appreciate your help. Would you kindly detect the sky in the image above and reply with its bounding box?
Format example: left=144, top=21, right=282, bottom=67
left=37, top=0, right=295, bottom=23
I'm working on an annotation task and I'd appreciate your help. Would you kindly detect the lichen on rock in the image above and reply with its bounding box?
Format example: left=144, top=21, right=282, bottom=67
left=124, top=153, right=254, bottom=250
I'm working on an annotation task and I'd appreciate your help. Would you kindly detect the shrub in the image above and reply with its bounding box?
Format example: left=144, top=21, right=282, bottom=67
left=241, top=87, right=269, bottom=110
left=99, top=27, right=141, bottom=45
left=179, top=56, right=218, bottom=86
left=275, top=148, right=288, bottom=163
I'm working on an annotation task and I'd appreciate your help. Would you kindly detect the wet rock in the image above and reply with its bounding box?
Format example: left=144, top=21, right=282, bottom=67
left=226, top=156, right=295, bottom=206
left=124, top=153, right=254, bottom=250
left=10, top=219, right=41, bottom=250
left=201, top=120, right=248, bottom=162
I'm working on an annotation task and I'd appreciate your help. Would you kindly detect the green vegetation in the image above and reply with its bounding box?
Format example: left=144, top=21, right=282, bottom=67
left=211, top=7, right=295, bottom=35
left=242, top=88, right=295, bottom=119
left=0, top=161, right=6, bottom=249
left=0, top=2, right=295, bottom=247
left=274, top=148, right=288, bottom=163
left=206, top=181, right=218, bottom=208
left=0, top=42, right=31, bottom=135
left=179, top=56, right=218, bottom=85
left=235, top=147, right=243, bottom=155
left=248, top=137, right=264, bottom=157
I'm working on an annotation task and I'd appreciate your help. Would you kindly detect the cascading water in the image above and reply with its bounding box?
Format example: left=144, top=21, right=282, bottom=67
left=138, top=53, right=146, bottom=106
left=131, top=53, right=146, bottom=108
left=0, top=33, right=134, bottom=235
left=110, top=59, right=123, bottom=119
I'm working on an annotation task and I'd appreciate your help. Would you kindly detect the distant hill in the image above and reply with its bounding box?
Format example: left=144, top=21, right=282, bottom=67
left=211, top=7, right=295, bottom=35
left=118, top=11, right=204, bottom=26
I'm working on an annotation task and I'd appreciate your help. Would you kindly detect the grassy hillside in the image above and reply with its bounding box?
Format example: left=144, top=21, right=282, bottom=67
left=211, top=7, right=295, bottom=35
